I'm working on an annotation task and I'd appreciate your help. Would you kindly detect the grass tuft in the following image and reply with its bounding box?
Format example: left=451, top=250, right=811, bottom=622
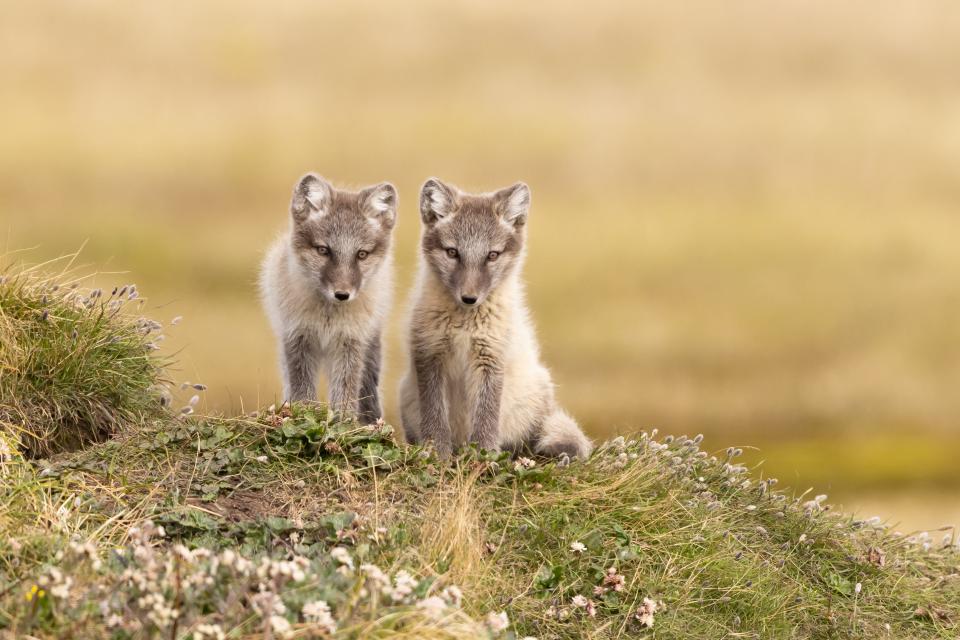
left=0, top=258, right=167, bottom=457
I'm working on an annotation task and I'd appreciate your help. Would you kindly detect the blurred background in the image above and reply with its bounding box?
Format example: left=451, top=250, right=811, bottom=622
left=2, top=1, right=959, bottom=530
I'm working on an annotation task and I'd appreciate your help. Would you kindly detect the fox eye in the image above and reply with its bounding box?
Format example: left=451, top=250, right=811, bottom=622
left=315, top=245, right=330, bottom=255
left=487, top=251, right=500, bottom=262
left=357, top=249, right=369, bottom=260
left=446, top=248, right=459, bottom=259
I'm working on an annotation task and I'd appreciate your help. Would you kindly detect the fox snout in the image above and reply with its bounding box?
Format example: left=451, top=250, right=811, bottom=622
left=325, top=265, right=360, bottom=303
left=456, top=268, right=489, bottom=307
left=328, top=281, right=356, bottom=302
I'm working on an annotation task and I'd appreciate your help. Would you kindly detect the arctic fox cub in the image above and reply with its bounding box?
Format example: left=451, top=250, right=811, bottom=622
left=260, top=173, right=397, bottom=423
left=399, top=178, right=592, bottom=459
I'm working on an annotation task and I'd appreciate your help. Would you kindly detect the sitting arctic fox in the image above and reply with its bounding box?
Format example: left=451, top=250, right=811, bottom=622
left=399, top=178, right=592, bottom=459
left=260, top=173, right=397, bottom=423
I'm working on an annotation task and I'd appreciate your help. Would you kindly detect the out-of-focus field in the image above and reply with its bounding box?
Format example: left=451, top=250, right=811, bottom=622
left=2, top=1, right=959, bottom=529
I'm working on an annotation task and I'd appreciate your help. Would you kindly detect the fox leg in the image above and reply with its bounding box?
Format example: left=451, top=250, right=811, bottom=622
left=399, top=371, right=422, bottom=444
left=357, top=334, right=383, bottom=424
left=328, top=338, right=364, bottom=418
left=413, top=342, right=452, bottom=458
left=282, top=331, right=322, bottom=403
left=466, top=337, right=504, bottom=452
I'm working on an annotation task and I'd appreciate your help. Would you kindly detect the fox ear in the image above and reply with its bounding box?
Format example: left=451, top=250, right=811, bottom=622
left=494, top=182, right=530, bottom=227
left=420, top=178, right=457, bottom=224
left=360, top=182, right=397, bottom=229
left=290, top=173, right=332, bottom=223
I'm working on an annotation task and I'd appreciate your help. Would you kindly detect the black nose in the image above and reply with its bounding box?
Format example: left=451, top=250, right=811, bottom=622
left=334, top=291, right=351, bottom=301
left=461, top=295, right=478, bottom=305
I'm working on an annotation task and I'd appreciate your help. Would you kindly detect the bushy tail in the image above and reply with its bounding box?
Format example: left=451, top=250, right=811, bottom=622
left=534, top=409, right=593, bottom=459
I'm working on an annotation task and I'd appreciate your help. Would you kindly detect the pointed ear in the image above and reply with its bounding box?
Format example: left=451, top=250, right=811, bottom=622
left=494, top=182, right=530, bottom=227
left=420, top=178, right=457, bottom=224
left=290, top=173, right=332, bottom=223
left=360, top=182, right=398, bottom=229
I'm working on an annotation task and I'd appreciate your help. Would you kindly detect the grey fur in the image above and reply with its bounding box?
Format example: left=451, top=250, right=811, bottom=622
left=283, top=332, right=321, bottom=402
left=260, top=173, right=396, bottom=422
left=399, top=178, right=593, bottom=460
left=468, top=335, right=504, bottom=450
left=412, top=342, right=451, bottom=456
left=357, top=334, right=383, bottom=424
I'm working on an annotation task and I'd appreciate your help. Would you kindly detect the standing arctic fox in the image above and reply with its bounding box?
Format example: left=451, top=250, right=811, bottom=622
left=260, top=173, right=397, bottom=423
left=399, top=178, right=592, bottom=459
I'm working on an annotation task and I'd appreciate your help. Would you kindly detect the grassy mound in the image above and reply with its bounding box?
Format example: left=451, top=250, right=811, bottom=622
left=1, top=260, right=957, bottom=638
left=1, top=406, right=957, bottom=639
left=0, top=264, right=166, bottom=457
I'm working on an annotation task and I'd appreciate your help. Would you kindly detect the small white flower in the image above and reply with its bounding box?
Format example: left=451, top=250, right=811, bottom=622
left=302, top=600, right=336, bottom=634
left=194, top=623, right=225, bottom=640
left=270, top=615, right=293, bottom=638
left=416, top=595, right=448, bottom=619
left=442, top=585, right=463, bottom=607
left=570, top=541, right=586, bottom=553
left=386, top=570, right=419, bottom=603
left=572, top=594, right=589, bottom=608
left=486, top=610, right=510, bottom=634
left=855, top=582, right=862, bottom=594
left=255, top=455, right=268, bottom=463
left=330, top=546, right=354, bottom=569
left=49, top=578, right=73, bottom=599
left=635, top=597, right=658, bottom=628
left=514, top=457, right=536, bottom=471
left=361, top=563, right=389, bottom=588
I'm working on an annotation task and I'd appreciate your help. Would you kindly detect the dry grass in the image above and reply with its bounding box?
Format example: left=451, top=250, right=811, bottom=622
left=418, top=467, right=488, bottom=587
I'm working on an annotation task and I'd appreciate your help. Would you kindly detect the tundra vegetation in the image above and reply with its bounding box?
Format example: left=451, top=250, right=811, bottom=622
left=1, top=268, right=958, bottom=639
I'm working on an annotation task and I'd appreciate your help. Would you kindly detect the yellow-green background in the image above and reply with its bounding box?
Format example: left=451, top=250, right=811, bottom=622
left=3, top=1, right=959, bottom=530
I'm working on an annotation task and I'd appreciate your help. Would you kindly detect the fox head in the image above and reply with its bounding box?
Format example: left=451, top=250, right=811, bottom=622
left=418, top=178, right=530, bottom=308
left=288, top=173, right=397, bottom=303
